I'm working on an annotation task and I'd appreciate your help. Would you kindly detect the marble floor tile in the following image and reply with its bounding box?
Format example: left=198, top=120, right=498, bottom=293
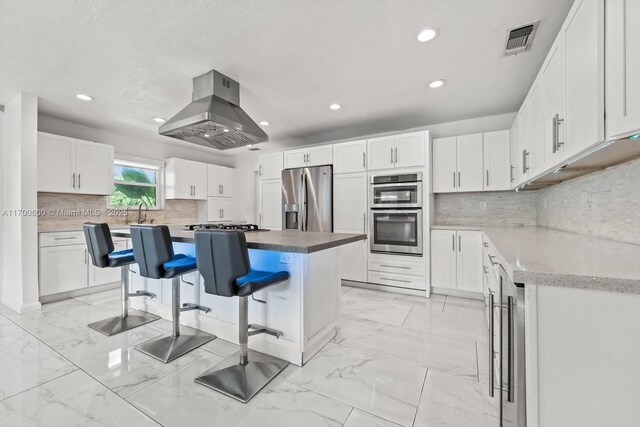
left=129, top=352, right=350, bottom=427
left=341, top=289, right=414, bottom=326
left=201, top=337, right=240, bottom=358
left=343, top=408, right=403, bottom=427
left=335, top=315, right=479, bottom=381
left=73, top=288, right=121, bottom=305
left=0, top=370, right=158, bottom=427
left=283, top=342, right=426, bottom=427
left=477, top=342, right=490, bottom=385
left=0, top=327, right=77, bottom=401
left=443, top=295, right=485, bottom=311
left=403, top=300, right=489, bottom=343
left=414, top=370, right=500, bottom=427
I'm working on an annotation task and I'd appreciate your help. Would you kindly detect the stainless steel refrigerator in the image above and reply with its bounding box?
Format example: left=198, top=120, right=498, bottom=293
left=282, top=166, right=332, bottom=232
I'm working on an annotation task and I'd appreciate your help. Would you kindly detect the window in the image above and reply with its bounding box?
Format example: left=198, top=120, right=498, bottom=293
left=109, top=161, right=162, bottom=209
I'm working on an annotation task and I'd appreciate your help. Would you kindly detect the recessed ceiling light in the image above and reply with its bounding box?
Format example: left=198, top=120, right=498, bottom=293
left=153, top=117, right=166, bottom=123
left=204, top=134, right=210, bottom=138
left=259, top=121, right=270, bottom=126
left=75, top=94, right=94, bottom=101
left=247, top=144, right=253, bottom=148
left=417, top=28, right=438, bottom=42
left=223, top=128, right=229, bottom=132
left=428, top=79, right=446, bottom=88
left=329, top=104, right=341, bottom=110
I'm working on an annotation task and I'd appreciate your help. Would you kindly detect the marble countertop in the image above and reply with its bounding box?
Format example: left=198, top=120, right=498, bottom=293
left=432, top=224, right=640, bottom=294
left=110, top=226, right=366, bottom=254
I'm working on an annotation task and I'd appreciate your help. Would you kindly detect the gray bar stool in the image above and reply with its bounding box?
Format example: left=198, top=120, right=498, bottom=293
left=83, top=223, right=159, bottom=336
left=130, top=225, right=215, bottom=363
left=194, top=229, right=290, bottom=403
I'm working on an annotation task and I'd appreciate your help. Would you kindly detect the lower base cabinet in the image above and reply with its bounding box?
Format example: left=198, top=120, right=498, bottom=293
left=430, top=229, right=483, bottom=294
left=39, top=231, right=126, bottom=297
left=367, top=252, right=427, bottom=290
left=338, top=240, right=368, bottom=282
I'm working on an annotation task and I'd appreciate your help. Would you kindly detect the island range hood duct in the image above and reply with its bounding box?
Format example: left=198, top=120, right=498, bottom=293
left=159, top=69, right=268, bottom=150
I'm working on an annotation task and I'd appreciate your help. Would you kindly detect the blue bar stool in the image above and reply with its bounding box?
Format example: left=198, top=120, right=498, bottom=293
left=130, top=225, right=215, bottom=363
left=83, top=223, right=159, bottom=336
left=194, top=229, right=290, bottom=403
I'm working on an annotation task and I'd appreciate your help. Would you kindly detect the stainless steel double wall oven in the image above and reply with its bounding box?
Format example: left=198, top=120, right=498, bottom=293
left=369, top=173, right=423, bottom=256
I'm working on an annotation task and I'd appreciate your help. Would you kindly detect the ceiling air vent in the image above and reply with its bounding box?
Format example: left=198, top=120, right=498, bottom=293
left=504, top=20, right=539, bottom=56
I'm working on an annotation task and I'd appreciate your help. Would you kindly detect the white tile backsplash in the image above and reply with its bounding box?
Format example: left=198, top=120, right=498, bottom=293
left=434, top=191, right=537, bottom=227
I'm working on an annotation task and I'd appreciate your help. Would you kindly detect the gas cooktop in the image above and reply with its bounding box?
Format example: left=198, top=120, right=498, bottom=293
left=183, top=223, right=268, bottom=232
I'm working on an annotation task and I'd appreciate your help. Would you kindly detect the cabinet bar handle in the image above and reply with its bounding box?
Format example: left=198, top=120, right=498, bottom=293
left=452, top=234, right=455, bottom=251
left=453, top=172, right=456, bottom=188
left=362, top=152, right=366, bottom=168
left=458, top=234, right=461, bottom=252
left=556, top=114, right=565, bottom=150
left=458, top=172, right=461, bottom=188
left=488, top=255, right=498, bottom=266
left=522, top=150, right=527, bottom=174
left=380, top=277, right=411, bottom=283
left=259, top=165, right=263, bottom=176
left=363, top=212, right=366, bottom=234
left=379, top=264, right=411, bottom=270
left=72, top=173, right=76, bottom=189
left=486, top=170, right=489, bottom=187
left=510, top=164, right=515, bottom=183
left=54, top=237, right=77, bottom=240
left=78, top=174, right=81, bottom=189
left=394, top=147, right=398, bottom=164
left=489, top=292, right=495, bottom=397
left=483, top=242, right=489, bottom=247
left=390, top=148, right=393, bottom=164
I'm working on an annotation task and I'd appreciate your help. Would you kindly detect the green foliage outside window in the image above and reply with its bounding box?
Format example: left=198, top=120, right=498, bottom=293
left=109, top=165, right=159, bottom=208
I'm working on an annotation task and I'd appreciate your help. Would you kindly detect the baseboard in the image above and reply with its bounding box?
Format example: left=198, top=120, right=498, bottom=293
left=1, top=297, right=42, bottom=314
left=342, top=280, right=429, bottom=298
left=39, top=282, right=120, bottom=304
left=431, top=287, right=484, bottom=300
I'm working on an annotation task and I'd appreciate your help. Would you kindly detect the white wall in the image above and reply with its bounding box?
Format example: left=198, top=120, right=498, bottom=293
left=38, top=115, right=234, bottom=167
left=231, top=112, right=517, bottom=223
left=1, top=93, right=40, bottom=313
left=0, top=107, right=4, bottom=297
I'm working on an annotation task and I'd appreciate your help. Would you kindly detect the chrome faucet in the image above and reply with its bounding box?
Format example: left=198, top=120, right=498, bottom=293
left=137, top=202, right=149, bottom=224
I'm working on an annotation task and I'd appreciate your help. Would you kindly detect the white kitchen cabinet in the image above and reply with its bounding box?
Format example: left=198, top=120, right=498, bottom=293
left=334, top=172, right=368, bottom=282
left=430, top=229, right=457, bottom=290
left=89, top=239, right=126, bottom=286
left=258, top=179, right=282, bottom=230
left=284, top=145, right=333, bottom=169
left=367, top=135, right=395, bottom=170
left=455, top=231, right=483, bottom=293
left=430, top=229, right=482, bottom=293
left=564, top=0, right=605, bottom=155
left=40, top=245, right=88, bottom=296
left=529, top=78, right=545, bottom=178
left=207, top=164, right=235, bottom=197
left=456, top=134, right=484, bottom=192
left=483, top=130, right=511, bottom=191
left=207, top=197, right=234, bottom=222
left=542, top=35, right=567, bottom=168
left=509, top=115, right=519, bottom=188
left=367, top=131, right=426, bottom=171
left=432, top=137, right=457, bottom=193
left=432, top=134, right=483, bottom=193
left=165, top=158, right=207, bottom=200
left=606, top=0, right=640, bottom=139
left=259, top=152, right=284, bottom=180
left=332, top=140, right=367, bottom=174
left=517, top=97, right=532, bottom=182
left=37, top=132, right=114, bottom=195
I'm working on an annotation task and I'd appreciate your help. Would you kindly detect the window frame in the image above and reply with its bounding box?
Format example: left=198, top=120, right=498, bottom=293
left=108, top=159, right=165, bottom=210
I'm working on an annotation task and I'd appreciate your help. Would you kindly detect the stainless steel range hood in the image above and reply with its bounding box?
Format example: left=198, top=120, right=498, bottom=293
left=159, top=70, right=268, bottom=150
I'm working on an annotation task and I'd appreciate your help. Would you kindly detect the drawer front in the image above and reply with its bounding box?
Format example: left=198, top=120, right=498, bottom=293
left=368, top=257, right=426, bottom=276
left=40, top=231, right=85, bottom=247
left=368, top=271, right=426, bottom=290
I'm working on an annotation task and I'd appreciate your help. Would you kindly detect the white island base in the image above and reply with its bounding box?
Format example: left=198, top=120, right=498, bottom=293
left=129, top=243, right=341, bottom=367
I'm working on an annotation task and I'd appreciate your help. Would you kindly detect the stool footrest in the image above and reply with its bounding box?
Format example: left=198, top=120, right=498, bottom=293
left=129, top=290, right=156, bottom=299
left=248, top=324, right=282, bottom=339
left=181, top=303, right=211, bottom=314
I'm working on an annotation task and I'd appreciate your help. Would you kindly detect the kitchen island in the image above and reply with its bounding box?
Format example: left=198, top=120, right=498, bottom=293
left=111, top=227, right=366, bottom=366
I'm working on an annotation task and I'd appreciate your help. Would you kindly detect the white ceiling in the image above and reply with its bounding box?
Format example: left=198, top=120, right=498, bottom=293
left=0, top=0, right=573, bottom=152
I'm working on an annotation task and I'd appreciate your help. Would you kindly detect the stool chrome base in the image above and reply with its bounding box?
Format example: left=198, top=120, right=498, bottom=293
left=134, top=326, right=215, bottom=363
left=195, top=350, right=289, bottom=403
left=88, top=312, right=160, bottom=337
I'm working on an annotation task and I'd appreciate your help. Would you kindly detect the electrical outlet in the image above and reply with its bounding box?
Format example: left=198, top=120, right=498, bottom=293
left=279, top=253, right=293, bottom=264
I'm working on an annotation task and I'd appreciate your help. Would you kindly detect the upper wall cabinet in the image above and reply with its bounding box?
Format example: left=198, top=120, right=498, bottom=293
left=483, top=130, right=511, bottom=191
left=367, top=131, right=426, bottom=171
left=284, top=145, right=333, bottom=169
left=432, top=133, right=484, bottom=193
left=207, top=164, right=235, bottom=198
left=37, top=132, right=114, bottom=195
left=259, top=152, right=284, bottom=180
left=332, top=140, right=367, bottom=174
left=165, top=158, right=207, bottom=200
left=606, top=0, right=640, bottom=139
